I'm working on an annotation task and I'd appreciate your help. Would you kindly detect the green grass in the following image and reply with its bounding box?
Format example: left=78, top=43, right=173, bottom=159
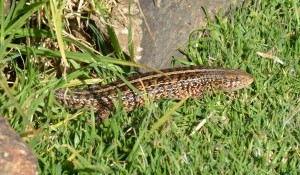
left=1, top=0, right=300, bottom=174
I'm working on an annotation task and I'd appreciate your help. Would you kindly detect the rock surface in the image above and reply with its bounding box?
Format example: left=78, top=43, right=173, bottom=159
left=106, top=0, right=244, bottom=72
left=0, top=116, right=38, bottom=175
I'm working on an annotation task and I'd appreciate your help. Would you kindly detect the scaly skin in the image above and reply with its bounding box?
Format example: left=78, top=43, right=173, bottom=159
left=55, top=66, right=254, bottom=124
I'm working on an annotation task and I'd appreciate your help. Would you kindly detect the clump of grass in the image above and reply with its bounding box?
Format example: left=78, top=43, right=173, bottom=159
left=0, top=0, right=300, bottom=174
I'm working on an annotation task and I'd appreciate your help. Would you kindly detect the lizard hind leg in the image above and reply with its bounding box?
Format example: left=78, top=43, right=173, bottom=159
left=95, top=108, right=111, bottom=126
